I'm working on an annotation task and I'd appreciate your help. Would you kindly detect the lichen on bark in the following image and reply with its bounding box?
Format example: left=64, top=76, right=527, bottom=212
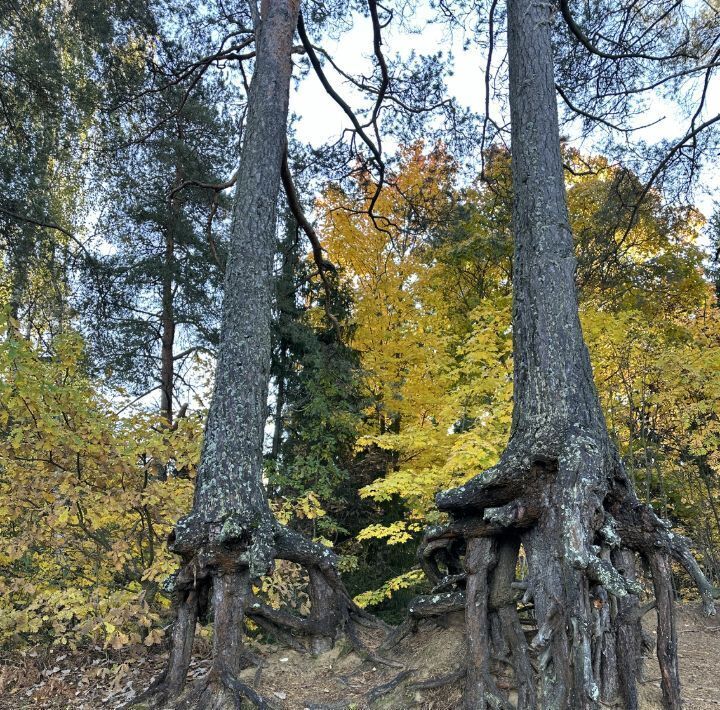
left=415, top=0, right=717, bottom=708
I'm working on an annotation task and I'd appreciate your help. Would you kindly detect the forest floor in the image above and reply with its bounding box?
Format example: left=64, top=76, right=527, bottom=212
left=1, top=602, right=718, bottom=709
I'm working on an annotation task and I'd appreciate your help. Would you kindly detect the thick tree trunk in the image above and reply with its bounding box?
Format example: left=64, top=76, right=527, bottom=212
left=424, top=0, right=715, bottom=708
left=154, top=1, right=302, bottom=706
left=170, top=0, right=300, bottom=565
left=504, top=7, right=615, bottom=699
left=145, top=4, right=370, bottom=707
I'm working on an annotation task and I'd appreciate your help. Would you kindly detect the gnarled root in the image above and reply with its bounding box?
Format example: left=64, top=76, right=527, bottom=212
left=648, top=552, right=682, bottom=710
left=146, top=522, right=388, bottom=708
left=127, top=584, right=204, bottom=709
left=491, top=539, right=536, bottom=710
left=612, top=548, right=644, bottom=710
left=173, top=668, right=278, bottom=710
left=464, top=537, right=513, bottom=710
left=410, top=432, right=717, bottom=710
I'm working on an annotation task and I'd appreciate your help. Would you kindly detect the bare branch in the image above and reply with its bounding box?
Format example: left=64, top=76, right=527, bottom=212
left=559, top=0, right=697, bottom=61
left=620, top=112, right=720, bottom=240
left=0, top=206, right=97, bottom=263
left=556, top=83, right=663, bottom=133
left=280, top=151, right=341, bottom=335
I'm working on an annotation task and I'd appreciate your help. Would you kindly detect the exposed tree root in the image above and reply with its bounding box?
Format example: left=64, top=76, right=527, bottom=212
left=143, top=517, right=398, bottom=708
left=148, top=385, right=716, bottom=710
left=402, top=430, right=718, bottom=710
left=170, top=669, right=278, bottom=710
left=649, top=552, right=682, bottom=710
left=377, top=615, right=417, bottom=652
left=365, top=668, right=415, bottom=703
left=303, top=669, right=413, bottom=710
left=408, top=668, right=467, bottom=691
left=126, top=586, right=205, bottom=710
left=145, top=437, right=716, bottom=710
left=222, top=671, right=277, bottom=710
left=464, top=537, right=513, bottom=709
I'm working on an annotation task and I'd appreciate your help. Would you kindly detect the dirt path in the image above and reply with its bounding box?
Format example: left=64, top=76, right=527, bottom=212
left=1, top=603, right=718, bottom=708
left=639, top=604, right=720, bottom=709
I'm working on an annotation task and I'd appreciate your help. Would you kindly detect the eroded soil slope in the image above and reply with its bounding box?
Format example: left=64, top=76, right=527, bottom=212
left=1, top=603, right=718, bottom=709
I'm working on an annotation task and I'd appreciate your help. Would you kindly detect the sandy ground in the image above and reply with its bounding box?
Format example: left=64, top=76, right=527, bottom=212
left=639, top=604, right=720, bottom=709
left=0, top=603, right=718, bottom=709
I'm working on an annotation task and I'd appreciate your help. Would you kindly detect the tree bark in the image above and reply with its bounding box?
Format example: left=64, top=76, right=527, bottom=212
left=159, top=162, right=182, bottom=425
left=271, top=344, right=287, bottom=460
left=464, top=537, right=509, bottom=709
left=156, top=1, right=302, bottom=705
left=146, top=5, right=367, bottom=706
left=426, top=0, right=715, bottom=707
left=170, top=0, right=301, bottom=566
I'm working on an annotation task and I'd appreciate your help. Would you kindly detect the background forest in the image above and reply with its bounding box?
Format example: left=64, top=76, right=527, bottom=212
left=1, top=0, right=720, bottom=680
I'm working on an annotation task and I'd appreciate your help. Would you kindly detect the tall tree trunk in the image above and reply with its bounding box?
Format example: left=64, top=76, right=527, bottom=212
left=159, top=169, right=181, bottom=425
left=271, top=349, right=286, bottom=460
left=507, top=0, right=612, bottom=704
left=159, top=243, right=175, bottom=425
left=507, top=0, right=602, bottom=448
left=422, top=0, right=716, bottom=707
left=142, top=6, right=370, bottom=703
left=156, top=1, right=302, bottom=705
left=172, top=0, right=301, bottom=564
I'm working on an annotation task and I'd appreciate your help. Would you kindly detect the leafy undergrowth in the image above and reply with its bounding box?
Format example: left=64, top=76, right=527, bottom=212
left=0, top=603, right=718, bottom=709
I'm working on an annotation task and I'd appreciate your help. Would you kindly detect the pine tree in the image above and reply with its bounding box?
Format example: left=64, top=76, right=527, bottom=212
left=427, top=1, right=716, bottom=707
left=82, top=75, right=235, bottom=421
left=268, top=216, right=364, bottom=541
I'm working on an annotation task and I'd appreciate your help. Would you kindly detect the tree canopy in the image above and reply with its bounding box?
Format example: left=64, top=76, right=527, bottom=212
left=1, top=0, right=719, bottom=708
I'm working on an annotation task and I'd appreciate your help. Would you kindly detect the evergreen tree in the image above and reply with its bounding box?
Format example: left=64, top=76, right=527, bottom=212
left=81, top=75, right=236, bottom=420
left=268, top=217, right=364, bottom=541
left=0, top=0, right=152, bottom=340
left=431, top=1, right=717, bottom=707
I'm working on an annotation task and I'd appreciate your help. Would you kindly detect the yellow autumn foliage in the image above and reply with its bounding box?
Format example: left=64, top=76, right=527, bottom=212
left=320, top=144, right=720, bottom=605
left=2, top=142, right=718, bottom=630
left=0, top=318, right=201, bottom=649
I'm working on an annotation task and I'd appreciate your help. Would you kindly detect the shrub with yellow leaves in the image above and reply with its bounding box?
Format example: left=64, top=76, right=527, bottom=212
left=0, top=319, right=201, bottom=650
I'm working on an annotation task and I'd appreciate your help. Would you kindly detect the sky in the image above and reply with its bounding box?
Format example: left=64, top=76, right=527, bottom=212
left=289, top=7, right=720, bottom=219
left=132, top=4, right=720, bottom=414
